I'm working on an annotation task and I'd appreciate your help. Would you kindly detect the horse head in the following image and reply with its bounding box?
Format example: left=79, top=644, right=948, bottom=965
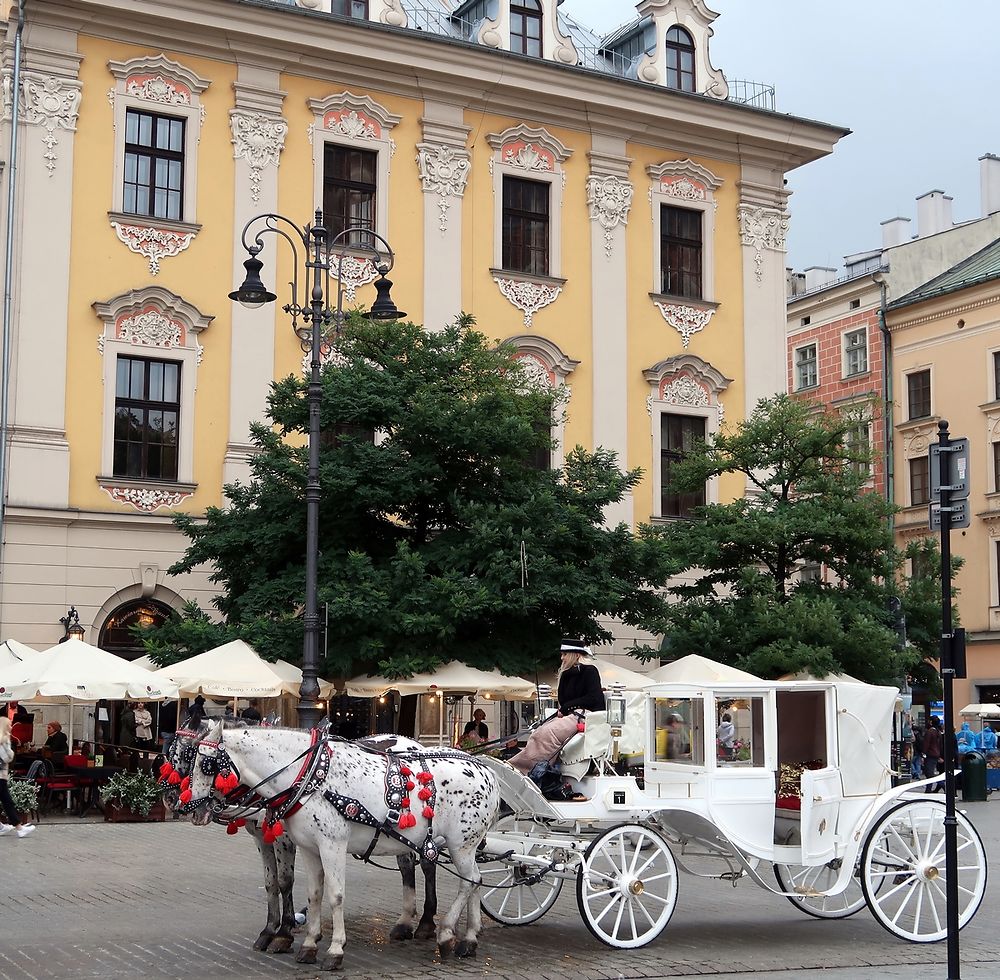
left=185, top=718, right=237, bottom=827
left=158, top=721, right=206, bottom=811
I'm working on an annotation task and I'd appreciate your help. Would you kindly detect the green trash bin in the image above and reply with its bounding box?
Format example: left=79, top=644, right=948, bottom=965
left=962, top=751, right=988, bottom=802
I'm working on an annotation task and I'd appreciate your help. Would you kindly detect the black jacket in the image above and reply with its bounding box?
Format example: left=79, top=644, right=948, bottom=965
left=557, top=664, right=605, bottom=713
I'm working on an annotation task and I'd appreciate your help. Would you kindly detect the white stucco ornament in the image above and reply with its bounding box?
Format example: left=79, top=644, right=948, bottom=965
left=738, top=205, right=789, bottom=284
left=104, top=485, right=193, bottom=512
left=125, top=74, right=191, bottom=106
left=331, top=254, right=379, bottom=302
left=661, top=375, right=710, bottom=407
left=654, top=301, right=715, bottom=348
left=586, top=174, right=634, bottom=256
left=493, top=276, right=562, bottom=328
left=230, top=110, right=288, bottom=205
left=118, top=310, right=182, bottom=349
left=111, top=222, right=196, bottom=275
left=7, top=72, right=83, bottom=176
left=416, top=142, right=471, bottom=234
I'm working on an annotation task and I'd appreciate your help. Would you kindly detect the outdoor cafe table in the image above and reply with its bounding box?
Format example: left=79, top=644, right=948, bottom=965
left=73, top=766, right=123, bottom=817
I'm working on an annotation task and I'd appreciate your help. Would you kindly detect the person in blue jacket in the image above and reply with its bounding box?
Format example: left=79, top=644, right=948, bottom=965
left=978, top=723, right=998, bottom=753
left=957, top=722, right=978, bottom=754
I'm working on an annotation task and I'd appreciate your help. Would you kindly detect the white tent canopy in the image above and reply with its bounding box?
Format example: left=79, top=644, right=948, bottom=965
left=960, top=703, right=1000, bottom=718
left=346, top=661, right=536, bottom=700
left=648, top=654, right=761, bottom=685
left=154, top=639, right=335, bottom=699
left=0, top=637, right=178, bottom=702
left=535, top=655, right=652, bottom=692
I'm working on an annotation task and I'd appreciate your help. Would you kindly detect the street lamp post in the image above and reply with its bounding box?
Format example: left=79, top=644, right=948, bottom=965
left=229, top=211, right=405, bottom=730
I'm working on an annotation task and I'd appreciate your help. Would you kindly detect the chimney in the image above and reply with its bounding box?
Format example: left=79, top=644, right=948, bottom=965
left=880, top=216, right=912, bottom=249
left=981, top=153, right=1000, bottom=217
left=804, top=266, right=837, bottom=292
left=916, top=190, right=954, bottom=238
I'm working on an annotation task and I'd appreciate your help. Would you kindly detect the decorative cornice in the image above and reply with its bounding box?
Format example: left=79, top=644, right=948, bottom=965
left=110, top=220, right=197, bottom=275
left=101, top=484, right=194, bottom=512
left=503, top=333, right=580, bottom=382
left=3, top=72, right=82, bottom=176
left=493, top=274, right=563, bottom=328
left=738, top=205, right=789, bottom=283
left=586, top=174, right=634, bottom=257
left=416, top=141, right=471, bottom=234
left=230, top=110, right=287, bottom=205
left=107, top=54, right=211, bottom=96
left=94, top=285, right=213, bottom=362
left=487, top=124, right=572, bottom=171
left=643, top=352, right=732, bottom=393
left=307, top=91, right=401, bottom=148
left=653, top=299, right=716, bottom=347
left=647, top=159, right=723, bottom=194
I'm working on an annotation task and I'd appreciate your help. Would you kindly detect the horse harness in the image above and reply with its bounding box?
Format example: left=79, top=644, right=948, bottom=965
left=191, top=731, right=476, bottom=864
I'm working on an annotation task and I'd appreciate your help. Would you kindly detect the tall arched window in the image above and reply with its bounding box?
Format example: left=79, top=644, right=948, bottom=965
left=99, top=598, right=174, bottom=661
left=665, top=26, right=695, bottom=92
left=511, top=0, right=543, bottom=57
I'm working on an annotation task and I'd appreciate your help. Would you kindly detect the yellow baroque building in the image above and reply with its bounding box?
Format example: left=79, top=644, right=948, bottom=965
left=0, top=0, right=844, bottom=653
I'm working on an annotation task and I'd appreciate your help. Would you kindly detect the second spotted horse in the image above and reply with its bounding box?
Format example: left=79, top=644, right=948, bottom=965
left=184, top=721, right=500, bottom=969
left=162, top=725, right=443, bottom=952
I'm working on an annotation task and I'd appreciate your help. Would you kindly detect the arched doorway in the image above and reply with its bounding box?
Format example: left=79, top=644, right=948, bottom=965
left=99, top=598, right=173, bottom=662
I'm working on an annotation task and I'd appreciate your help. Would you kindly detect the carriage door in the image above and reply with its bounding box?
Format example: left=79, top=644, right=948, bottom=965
left=798, top=767, right=843, bottom=864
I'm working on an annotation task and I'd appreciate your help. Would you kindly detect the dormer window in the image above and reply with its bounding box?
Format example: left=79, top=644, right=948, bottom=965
left=511, top=0, right=543, bottom=57
left=665, top=26, right=695, bottom=92
left=331, top=0, right=369, bottom=17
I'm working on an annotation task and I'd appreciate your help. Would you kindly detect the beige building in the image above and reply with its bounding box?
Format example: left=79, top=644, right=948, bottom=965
left=888, top=237, right=1000, bottom=711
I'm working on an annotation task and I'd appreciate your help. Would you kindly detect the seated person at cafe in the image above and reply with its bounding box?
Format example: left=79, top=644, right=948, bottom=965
left=44, top=722, right=69, bottom=754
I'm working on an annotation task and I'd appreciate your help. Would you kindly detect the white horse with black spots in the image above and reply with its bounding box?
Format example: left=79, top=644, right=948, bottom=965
left=163, top=726, right=441, bottom=950
left=187, top=721, right=499, bottom=971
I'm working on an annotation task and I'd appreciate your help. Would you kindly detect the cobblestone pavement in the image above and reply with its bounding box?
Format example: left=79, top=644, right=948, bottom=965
left=1, top=799, right=998, bottom=980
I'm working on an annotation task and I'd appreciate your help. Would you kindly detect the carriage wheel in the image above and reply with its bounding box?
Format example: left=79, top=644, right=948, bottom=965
left=479, top=815, right=563, bottom=925
left=576, top=823, right=677, bottom=949
left=774, top=860, right=866, bottom=919
left=860, top=799, right=987, bottom=943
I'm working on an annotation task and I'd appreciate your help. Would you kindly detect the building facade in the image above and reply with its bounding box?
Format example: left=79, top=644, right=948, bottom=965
left=0, top=0, right=843, bottom=654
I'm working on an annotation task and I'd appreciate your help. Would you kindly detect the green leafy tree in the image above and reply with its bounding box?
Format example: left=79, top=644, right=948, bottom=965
left=153, top=315, right=676, bottom=677
left=650, top=394, right=950, bottom=684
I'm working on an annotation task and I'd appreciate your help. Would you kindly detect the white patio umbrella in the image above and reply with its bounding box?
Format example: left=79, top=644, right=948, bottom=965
left=960, top=703, right=1000, bottom=718
left=534, top=656, right=652, bottom=691
left=0, top=638, right=41, bottom=670
left=0, top=637, right=179, bottom=745
left=650, top=654, right=762, bottom=684
left=154, top=639, right=335, bottom=699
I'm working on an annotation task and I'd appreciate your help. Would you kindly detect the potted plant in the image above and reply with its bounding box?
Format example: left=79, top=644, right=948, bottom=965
left=8, top=779, right=40, bottom=822
left=100, top=771, right=166, bottom=822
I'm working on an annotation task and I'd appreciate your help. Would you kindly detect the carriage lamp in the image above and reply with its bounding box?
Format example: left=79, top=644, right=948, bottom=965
left=606, top=682, right=627, bottom=729
left=536, top=683, right=555, bottom=718
left=229, top=210, right=404, bottom=731
left=59, top=605, right=85, bottom=642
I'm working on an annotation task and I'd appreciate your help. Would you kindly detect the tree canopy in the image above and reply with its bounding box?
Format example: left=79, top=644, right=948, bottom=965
left=648, top=394, right=953, bottom=685
left=148, top=315, right=676, bottom=678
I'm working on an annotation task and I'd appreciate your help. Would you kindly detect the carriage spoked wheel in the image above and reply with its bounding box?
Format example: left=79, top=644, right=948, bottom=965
left=860, top=799, right=987, bottom=943
left=576, top=823, right=678, bottom=949
left=774, top=860, right=867, bottom=919
left=479, top=815, right=564, bottom=925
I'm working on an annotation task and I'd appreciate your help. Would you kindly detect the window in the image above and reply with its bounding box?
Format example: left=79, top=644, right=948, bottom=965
left=123, top=109, right=184, bottom=221
left=502, top=176, right=549, bottom=276
left=331, top=0, right=368, bottom=16
left=849, top=298, right=861, bottom=310
left=653, top=697, right=704, bottom=765
left=716, top=697, right=766, bottom=767
left=661, top=413, right=706, bottom=517
left=800, top=316, right=811, bottom=326
left=323, top=144, right=377, bottom=247
left=660, top=205, right=702, bottom=299
left=993, top=441, right=1000, bottom=492
left=844, top=328, right=868, bottom=377
left=909, top=455, right=930, bottom=506
left=794, top=343, right=818, bottom=390
left=511, top=0, right=542, bottom=56
left=610, top=28, right=649, bottom=64
left=907, top=369, right=931, bottom=420
left=845, top=422, right=871, bottom=479
left=114, top=356, right=180, bottom=481
left=665, top=26, right=695, bottom=92
left=993, top=351, right=1000, bottom=401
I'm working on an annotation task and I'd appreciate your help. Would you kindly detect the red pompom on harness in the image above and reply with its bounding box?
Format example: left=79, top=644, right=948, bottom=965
left=178, top=788, right=192, bottom=805
left=167, top=770, right=182, bottom=785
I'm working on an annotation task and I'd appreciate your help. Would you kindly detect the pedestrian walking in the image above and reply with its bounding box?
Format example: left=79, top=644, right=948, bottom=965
left=0, top=717, right=35, bottom=838
left=923, top=716, right=943, bottom=792
left=910, top=724, right=924, bottom=780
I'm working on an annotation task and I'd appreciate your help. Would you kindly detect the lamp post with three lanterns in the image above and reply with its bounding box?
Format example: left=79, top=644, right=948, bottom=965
left=229, top=210, right=405, bottom=730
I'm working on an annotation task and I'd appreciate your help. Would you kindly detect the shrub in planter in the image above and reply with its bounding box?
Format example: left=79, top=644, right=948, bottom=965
left=100, top=771, right=163, bottom=819
left=8, top=778, right=40, bottom=817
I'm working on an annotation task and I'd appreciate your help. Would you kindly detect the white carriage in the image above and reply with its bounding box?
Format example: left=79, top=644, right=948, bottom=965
left=475, top=677, right=988, bottom=949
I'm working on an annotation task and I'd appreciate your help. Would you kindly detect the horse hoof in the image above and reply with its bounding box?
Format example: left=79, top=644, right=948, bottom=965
left=389, top=924, right=414, bottom=941
left=438, top=938, right=456, bottom=960
left=414, top=921, right=436, bottom=941
left=295, top=947, right=317, bottom=964
left=321, top=953, right=344, bottom=971
left=252, top=933, right=272, bottom=952
left=267, top=936, right=293, bottom=954
left=455, top=941, right=478, bottom=959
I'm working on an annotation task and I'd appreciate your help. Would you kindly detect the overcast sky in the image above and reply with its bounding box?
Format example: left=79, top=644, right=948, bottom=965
left=562, top=0, right=1000, bottom=273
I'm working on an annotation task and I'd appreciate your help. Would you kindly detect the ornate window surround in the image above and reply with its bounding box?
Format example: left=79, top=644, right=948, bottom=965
left=643, top=353, right=730, bottom=518
left=93, top=286, right=213, bottom=507
left=474, top=0, right=578, bottom=65
left=489, top=125, right=571, bottom=325
left=506, top=333, right=579, bottom=471
left=107, top=55, right=209, bottom=272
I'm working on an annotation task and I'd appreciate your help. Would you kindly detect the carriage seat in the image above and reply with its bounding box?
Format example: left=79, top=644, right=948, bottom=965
left=559, top=711, right=612, bottom=779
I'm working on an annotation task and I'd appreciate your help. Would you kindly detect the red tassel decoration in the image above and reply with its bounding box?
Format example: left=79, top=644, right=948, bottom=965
left=226, top=822, right=240, bottom=835
left=418, top=787, right=432, bottom=801
left=271, top=821, right=284, bottom=838
left=180, top=776, right=190, bottom=792
left=397, top=812, right=417, bottom=830
left=400, top=766, right=412, bottom=777
left=405, top=780, right=415, bottom=791
left=417, top=772, right=434, bottom=784
left=422, top=806, right=434, bottom=820
left=262, top=828, right=274, bottom=844
left=234, top=818, right=247, bottom=829
left=178, top=788, right=192, bottom=804
left=167, top=771, right=182, bottom=785
left=577, top=722, right=586, bottom=733
left=400, top=797, right=411, bottom=808
left=159, top=762, right=173, bottom=778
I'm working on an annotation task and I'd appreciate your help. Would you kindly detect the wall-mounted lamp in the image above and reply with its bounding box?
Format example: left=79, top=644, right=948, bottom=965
left=59, top=606, right=85, bottom=642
